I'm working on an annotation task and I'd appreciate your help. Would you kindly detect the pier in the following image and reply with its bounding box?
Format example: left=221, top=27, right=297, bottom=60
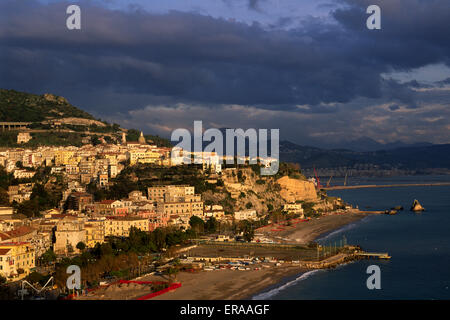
left=356, top=252, right=391, bottom=259
left=323, top=182, right=450, bottom=190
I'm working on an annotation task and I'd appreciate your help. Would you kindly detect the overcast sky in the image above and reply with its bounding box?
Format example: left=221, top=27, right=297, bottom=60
left=1, top=0, right=450, bottom=148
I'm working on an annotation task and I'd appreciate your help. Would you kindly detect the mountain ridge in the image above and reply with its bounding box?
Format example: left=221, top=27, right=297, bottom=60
left=0, top=89, right=171, bottom=148
left=0, top=89, right=96, bottom=122
left=279, top=140, right=450, bottom=174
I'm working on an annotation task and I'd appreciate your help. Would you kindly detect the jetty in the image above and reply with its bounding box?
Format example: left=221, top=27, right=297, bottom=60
left=355, top=252, right=391, bottom=259
left=323, top=182, right=450, bottom=191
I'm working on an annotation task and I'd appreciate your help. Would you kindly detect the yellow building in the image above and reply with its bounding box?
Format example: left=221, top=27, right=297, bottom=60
left=0, top=242, right=35, bottom=281
left=85, top=220, right=105, bottom=248
left=127, top=150, right=161, bottom=165
left=283, top=203, right=304, bottom=216
left=104, top=217, right=149, bottom=237
left=162, top=195, right=204, bottom=217
left=147, top=185, right=195, bottom=201
left=54, top=150, right=76, bottom=166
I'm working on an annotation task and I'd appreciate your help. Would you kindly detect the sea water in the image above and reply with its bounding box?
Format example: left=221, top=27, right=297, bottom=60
left=253, top=175, right=450, bottom=300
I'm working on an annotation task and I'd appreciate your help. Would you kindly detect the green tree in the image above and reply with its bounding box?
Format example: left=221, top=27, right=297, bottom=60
left=39, top=249, right=57, bottom=265
left=205, top=217, right=219, bottom=233
left=189, top=216, right=205, bottom=234
left=0, top=188, right=9, bottom=206
left=91, top=136, right=101, bottom=146
left=26, top=271, right=44, bottom=284
left=76, top=241, right=86, bottom=251
left=240, top=220, right=255, bottom=242
left=15, top=199, right=40, bottom=217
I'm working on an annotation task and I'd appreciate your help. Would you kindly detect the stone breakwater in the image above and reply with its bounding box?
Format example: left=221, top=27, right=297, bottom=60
left=299, top=251, right=384, bottom=269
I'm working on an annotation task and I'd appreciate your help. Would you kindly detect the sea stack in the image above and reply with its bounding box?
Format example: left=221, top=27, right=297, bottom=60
left=410, top=199, right=425, bottom=212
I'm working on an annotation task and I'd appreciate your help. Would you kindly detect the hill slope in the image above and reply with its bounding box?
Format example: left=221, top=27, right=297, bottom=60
left=0, top=89, right=95, bottom=122
left=0, top=89, right=172, bottom=148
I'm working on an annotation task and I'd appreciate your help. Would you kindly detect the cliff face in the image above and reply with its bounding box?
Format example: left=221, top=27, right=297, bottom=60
left=202, top=168, right=319, bottom=216
left=276, top=176, right=317, bottom=202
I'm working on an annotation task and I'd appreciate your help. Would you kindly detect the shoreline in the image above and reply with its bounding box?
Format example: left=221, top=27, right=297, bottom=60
left=242, top=212, right=367, bottom=300
left=269, top=211, right=366, bottom=245
left=79, top=211, right=368, bottom=300
left=152, top=212, right=367, bottom=300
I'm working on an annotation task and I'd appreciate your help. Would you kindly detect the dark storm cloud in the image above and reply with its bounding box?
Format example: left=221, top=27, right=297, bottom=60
left=388, top=104, right=399, bottom=111
left=1, top=0, right=442, bottom=113
left=333, top=0, right=450, bottom=69
left=403, top=80, right=433, bottom=89
left=0, top=0, right=449, bottom=146
left=222, top=0, right=266, bottom=11
left=247, top=0, right=266, bottom=11
left=436, top=78, right=450, bottom=86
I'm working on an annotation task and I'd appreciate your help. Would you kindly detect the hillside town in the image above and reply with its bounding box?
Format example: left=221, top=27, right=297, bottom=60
left=1, top=127, right=348, bottom=295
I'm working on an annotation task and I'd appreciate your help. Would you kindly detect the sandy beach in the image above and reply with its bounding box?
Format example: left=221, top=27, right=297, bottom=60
left=148, top=212, right=367, bottom=300
left=276, top=211, right=367, bottom=244
left=79, top=212, right=367, bottom=300
left=147, top=265, right=309, bottom=300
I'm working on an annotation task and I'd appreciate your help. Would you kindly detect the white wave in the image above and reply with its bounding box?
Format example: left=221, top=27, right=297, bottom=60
left=316, top=223, right=357, bottom=242
left=252, top=269, right=322, bottom=300
left=316, top=216, right=370, bottom=243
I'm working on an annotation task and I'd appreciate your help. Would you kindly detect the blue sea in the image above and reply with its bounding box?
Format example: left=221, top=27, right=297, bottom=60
left=253, top=175, right=450, bottom=300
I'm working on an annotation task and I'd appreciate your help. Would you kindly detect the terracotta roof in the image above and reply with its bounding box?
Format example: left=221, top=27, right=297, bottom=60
left=99, top=200, right=116, bottom=205
left=106, top=216, right=147, bottom=221
left=71, top=192, right=92, bottom=197
left=51, top=214, right=77, bottom=219
left=0, top=226, right=36, bottom=241
left=0, top=241, right=31, bottom=246
left=3, top=226, right=36, bottom=238
left=0, top=248, right=11, bottom=255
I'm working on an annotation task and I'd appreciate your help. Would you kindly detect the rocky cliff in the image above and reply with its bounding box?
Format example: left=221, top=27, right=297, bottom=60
left=276, top=176, right=317, bottom=202
left=202, top=168, right=318, bottom=216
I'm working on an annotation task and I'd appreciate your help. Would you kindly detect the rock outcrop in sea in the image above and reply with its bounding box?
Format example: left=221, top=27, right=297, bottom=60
left=410, top=199, right=425, bottom=212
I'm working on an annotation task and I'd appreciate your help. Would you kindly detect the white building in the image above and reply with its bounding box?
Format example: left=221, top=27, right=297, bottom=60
left=234, top=209, right=257, bottom=221
left=13, top=169, right=35, bottom=179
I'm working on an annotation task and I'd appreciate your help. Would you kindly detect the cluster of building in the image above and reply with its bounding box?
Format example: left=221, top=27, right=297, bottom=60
left=0, top=133, right=282, bottom=283
left=0, top=132, right=174, bottom=187
left=0, top=178, right=264, bottom=282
